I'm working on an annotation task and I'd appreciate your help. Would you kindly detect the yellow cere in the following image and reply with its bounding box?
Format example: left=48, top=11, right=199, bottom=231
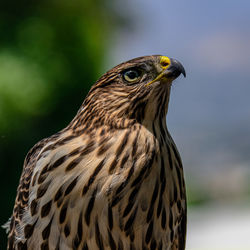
left=160, top=56, right=171, bottom=69
left=146, top=56, right=171, bottom=86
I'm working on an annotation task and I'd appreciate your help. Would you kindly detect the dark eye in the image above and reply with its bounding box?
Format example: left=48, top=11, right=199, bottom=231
left=123, top=69, right=141, bottom=83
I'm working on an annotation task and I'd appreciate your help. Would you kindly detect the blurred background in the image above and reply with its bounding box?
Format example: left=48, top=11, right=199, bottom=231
left=0, top=0, right=249, bottom=249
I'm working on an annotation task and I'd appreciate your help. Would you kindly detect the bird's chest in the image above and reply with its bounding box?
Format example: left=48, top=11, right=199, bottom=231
left=26, top=128, right=186, bottom=250
left=106, top=135, right=186, bottom=250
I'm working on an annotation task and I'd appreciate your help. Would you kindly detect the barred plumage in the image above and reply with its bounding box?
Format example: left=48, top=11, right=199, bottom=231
left=6, top=55, right=187, bottom=249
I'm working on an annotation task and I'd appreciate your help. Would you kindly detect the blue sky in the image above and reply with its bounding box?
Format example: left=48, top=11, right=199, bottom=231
left=108, top=0, right=250, bottom=185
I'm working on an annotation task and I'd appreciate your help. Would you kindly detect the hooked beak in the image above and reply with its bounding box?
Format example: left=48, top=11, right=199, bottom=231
left=166, top=58, right=186, bottom=78
left=147, top=57, right=186, bottom=86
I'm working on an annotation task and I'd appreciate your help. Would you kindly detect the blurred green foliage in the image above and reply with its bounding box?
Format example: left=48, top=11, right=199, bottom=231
left=0, top=0, right=117, bottom=246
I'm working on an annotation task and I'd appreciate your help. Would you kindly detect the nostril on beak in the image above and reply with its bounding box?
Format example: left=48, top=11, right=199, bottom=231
left=160, top=56, right=171, bottom=69
left=161, top=61, right=169, bottom=68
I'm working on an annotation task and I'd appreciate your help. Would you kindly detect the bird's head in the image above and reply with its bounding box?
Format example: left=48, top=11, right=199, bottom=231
left=74, top=55, right=185, bottom=130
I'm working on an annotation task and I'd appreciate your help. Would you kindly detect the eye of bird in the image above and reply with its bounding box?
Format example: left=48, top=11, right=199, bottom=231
left=123, top=68, right=142, bottom=83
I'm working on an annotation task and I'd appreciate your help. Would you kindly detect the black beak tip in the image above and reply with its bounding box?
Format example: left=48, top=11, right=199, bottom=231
left=170, top=58, right=186, bottom=78
left=182, top=68, right=186, bottom=78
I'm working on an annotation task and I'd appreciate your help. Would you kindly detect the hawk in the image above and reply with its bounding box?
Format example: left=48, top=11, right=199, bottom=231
left=5, top=55, right=187, bottom=250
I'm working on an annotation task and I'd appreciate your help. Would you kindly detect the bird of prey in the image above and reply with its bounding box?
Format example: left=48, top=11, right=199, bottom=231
left=5, top=55, right=187, bottom=250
